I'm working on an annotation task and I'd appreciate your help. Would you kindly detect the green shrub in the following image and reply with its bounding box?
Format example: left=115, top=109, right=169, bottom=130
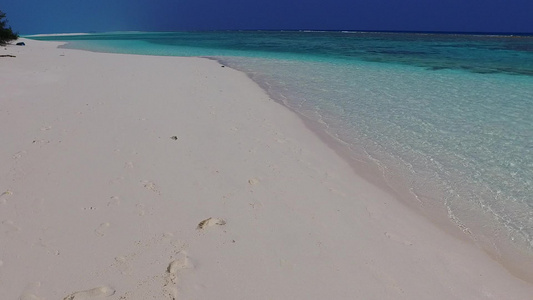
left=0, top=10, right=18, bottom=45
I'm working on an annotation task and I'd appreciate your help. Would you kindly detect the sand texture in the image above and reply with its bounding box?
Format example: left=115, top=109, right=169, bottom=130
left=1, top=39, right=533, bottom=299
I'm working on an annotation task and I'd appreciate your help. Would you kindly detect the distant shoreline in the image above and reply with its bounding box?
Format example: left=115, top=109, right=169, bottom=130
left=23, top=29, right=533, bottom=38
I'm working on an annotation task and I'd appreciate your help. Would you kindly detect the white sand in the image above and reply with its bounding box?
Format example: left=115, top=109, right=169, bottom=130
left=1, top=38, right=532, bottom=299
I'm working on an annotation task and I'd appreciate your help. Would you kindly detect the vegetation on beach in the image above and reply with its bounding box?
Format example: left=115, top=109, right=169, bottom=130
left=0, top=10, right=18, bottom=45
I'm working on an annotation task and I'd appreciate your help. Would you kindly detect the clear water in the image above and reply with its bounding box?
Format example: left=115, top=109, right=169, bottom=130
left=30, top=31, right=533, bottom=259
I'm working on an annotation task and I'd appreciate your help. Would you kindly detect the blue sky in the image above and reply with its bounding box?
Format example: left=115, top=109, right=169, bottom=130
left=2, top=0, right=532, bottom=35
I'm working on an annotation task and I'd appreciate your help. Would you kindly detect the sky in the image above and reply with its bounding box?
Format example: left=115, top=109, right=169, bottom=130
left=1, top=0, right=532, bottom=35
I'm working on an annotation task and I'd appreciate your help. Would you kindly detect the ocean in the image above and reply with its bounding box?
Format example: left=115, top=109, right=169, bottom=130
left=29, top=31, right=533, bottom=269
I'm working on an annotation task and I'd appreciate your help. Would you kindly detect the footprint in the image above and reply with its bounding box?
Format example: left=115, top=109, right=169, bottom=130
left=114, top=256, right=127, bottom=263
left=163, top=285, right=178, bottom=300
left=12, top=150, right=26, bottom=159
left=63, top=286, right=115, bottom=300
left=40, top=126, right=52, bottom=131
left=107, top=196, right=120, bottom=207
left=197, top=217, right=226, bottom=230
left=95, top=222, right=110, bottom=237
left=248, top=178, right=259, bottom=185
left=141, top=181, right=161, bottom=195
left=32, top=139, right=50, bottom=145
left=167, top=252, right=191, bottom=274
left=0, top=190, right=13, bottom=204
left=113, top=256, right=130, bottom=275
left=0, top=190, right=13, bottom=197
left=163, top=252, right=192, bottom=300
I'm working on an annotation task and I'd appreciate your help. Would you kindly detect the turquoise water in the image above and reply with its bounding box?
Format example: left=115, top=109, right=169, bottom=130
left=30, top=31, right=533, bottom=259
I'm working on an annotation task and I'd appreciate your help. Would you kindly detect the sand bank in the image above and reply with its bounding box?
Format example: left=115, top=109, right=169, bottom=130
left=1, top=39, right=532, bottom=299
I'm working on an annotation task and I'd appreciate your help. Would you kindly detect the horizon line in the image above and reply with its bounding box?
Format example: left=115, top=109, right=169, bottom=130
left=24, top=29, right=533, bottom=38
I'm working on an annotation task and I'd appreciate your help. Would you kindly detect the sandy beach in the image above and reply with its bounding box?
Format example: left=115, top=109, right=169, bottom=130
left=1, top=38, right=533, bottom=299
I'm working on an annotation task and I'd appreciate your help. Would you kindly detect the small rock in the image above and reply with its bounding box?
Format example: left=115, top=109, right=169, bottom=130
left=16, top=42, right=25, bottom=46
left=170, top=136, right=178, bottom=140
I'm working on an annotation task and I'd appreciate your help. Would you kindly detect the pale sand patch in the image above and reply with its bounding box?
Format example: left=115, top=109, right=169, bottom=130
left=63, top=286, right=115, bottom=300
left=1, top=38, right=532, bottom=299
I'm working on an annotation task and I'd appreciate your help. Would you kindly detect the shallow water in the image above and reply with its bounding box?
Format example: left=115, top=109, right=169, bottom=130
left=30, top=31, right=533, bottom=261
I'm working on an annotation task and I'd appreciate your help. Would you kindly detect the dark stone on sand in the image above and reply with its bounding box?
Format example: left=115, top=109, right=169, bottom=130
left=16, top=42, right=25, bottom=46
left=170, top=136, right=178, bottom=140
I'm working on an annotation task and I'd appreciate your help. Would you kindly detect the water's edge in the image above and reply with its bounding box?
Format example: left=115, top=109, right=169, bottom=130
left=210, top=56, right=533, bottom=284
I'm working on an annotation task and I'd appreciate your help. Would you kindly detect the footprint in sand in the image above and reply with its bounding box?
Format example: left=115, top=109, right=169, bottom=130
left=32, top=139, right=50, bottom=145
left=40, top=126, right=52, bottom=131
left=63, top=286, right=115, bottom=300
left=0, top=190, right=13, bottom=204
left=167, top=252, right=192, bottom=274
left=95, top=222, right=110, bottom=237
left=113, top=256, right=130, bottom=275
left=197, top=217, right=226, bottom=230
left=163, top=251, right=193, bottom=300
left=107, top=196, right=120, bottom=207
left=12, top=150, right=26, bottom=159
left=141, top=181, right=161, bottom=195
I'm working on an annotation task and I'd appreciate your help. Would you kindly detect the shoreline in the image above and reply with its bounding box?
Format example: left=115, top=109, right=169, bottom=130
left=1, top=38, right=533, bottom=299
left=218, top=57, right=533, bottom=283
